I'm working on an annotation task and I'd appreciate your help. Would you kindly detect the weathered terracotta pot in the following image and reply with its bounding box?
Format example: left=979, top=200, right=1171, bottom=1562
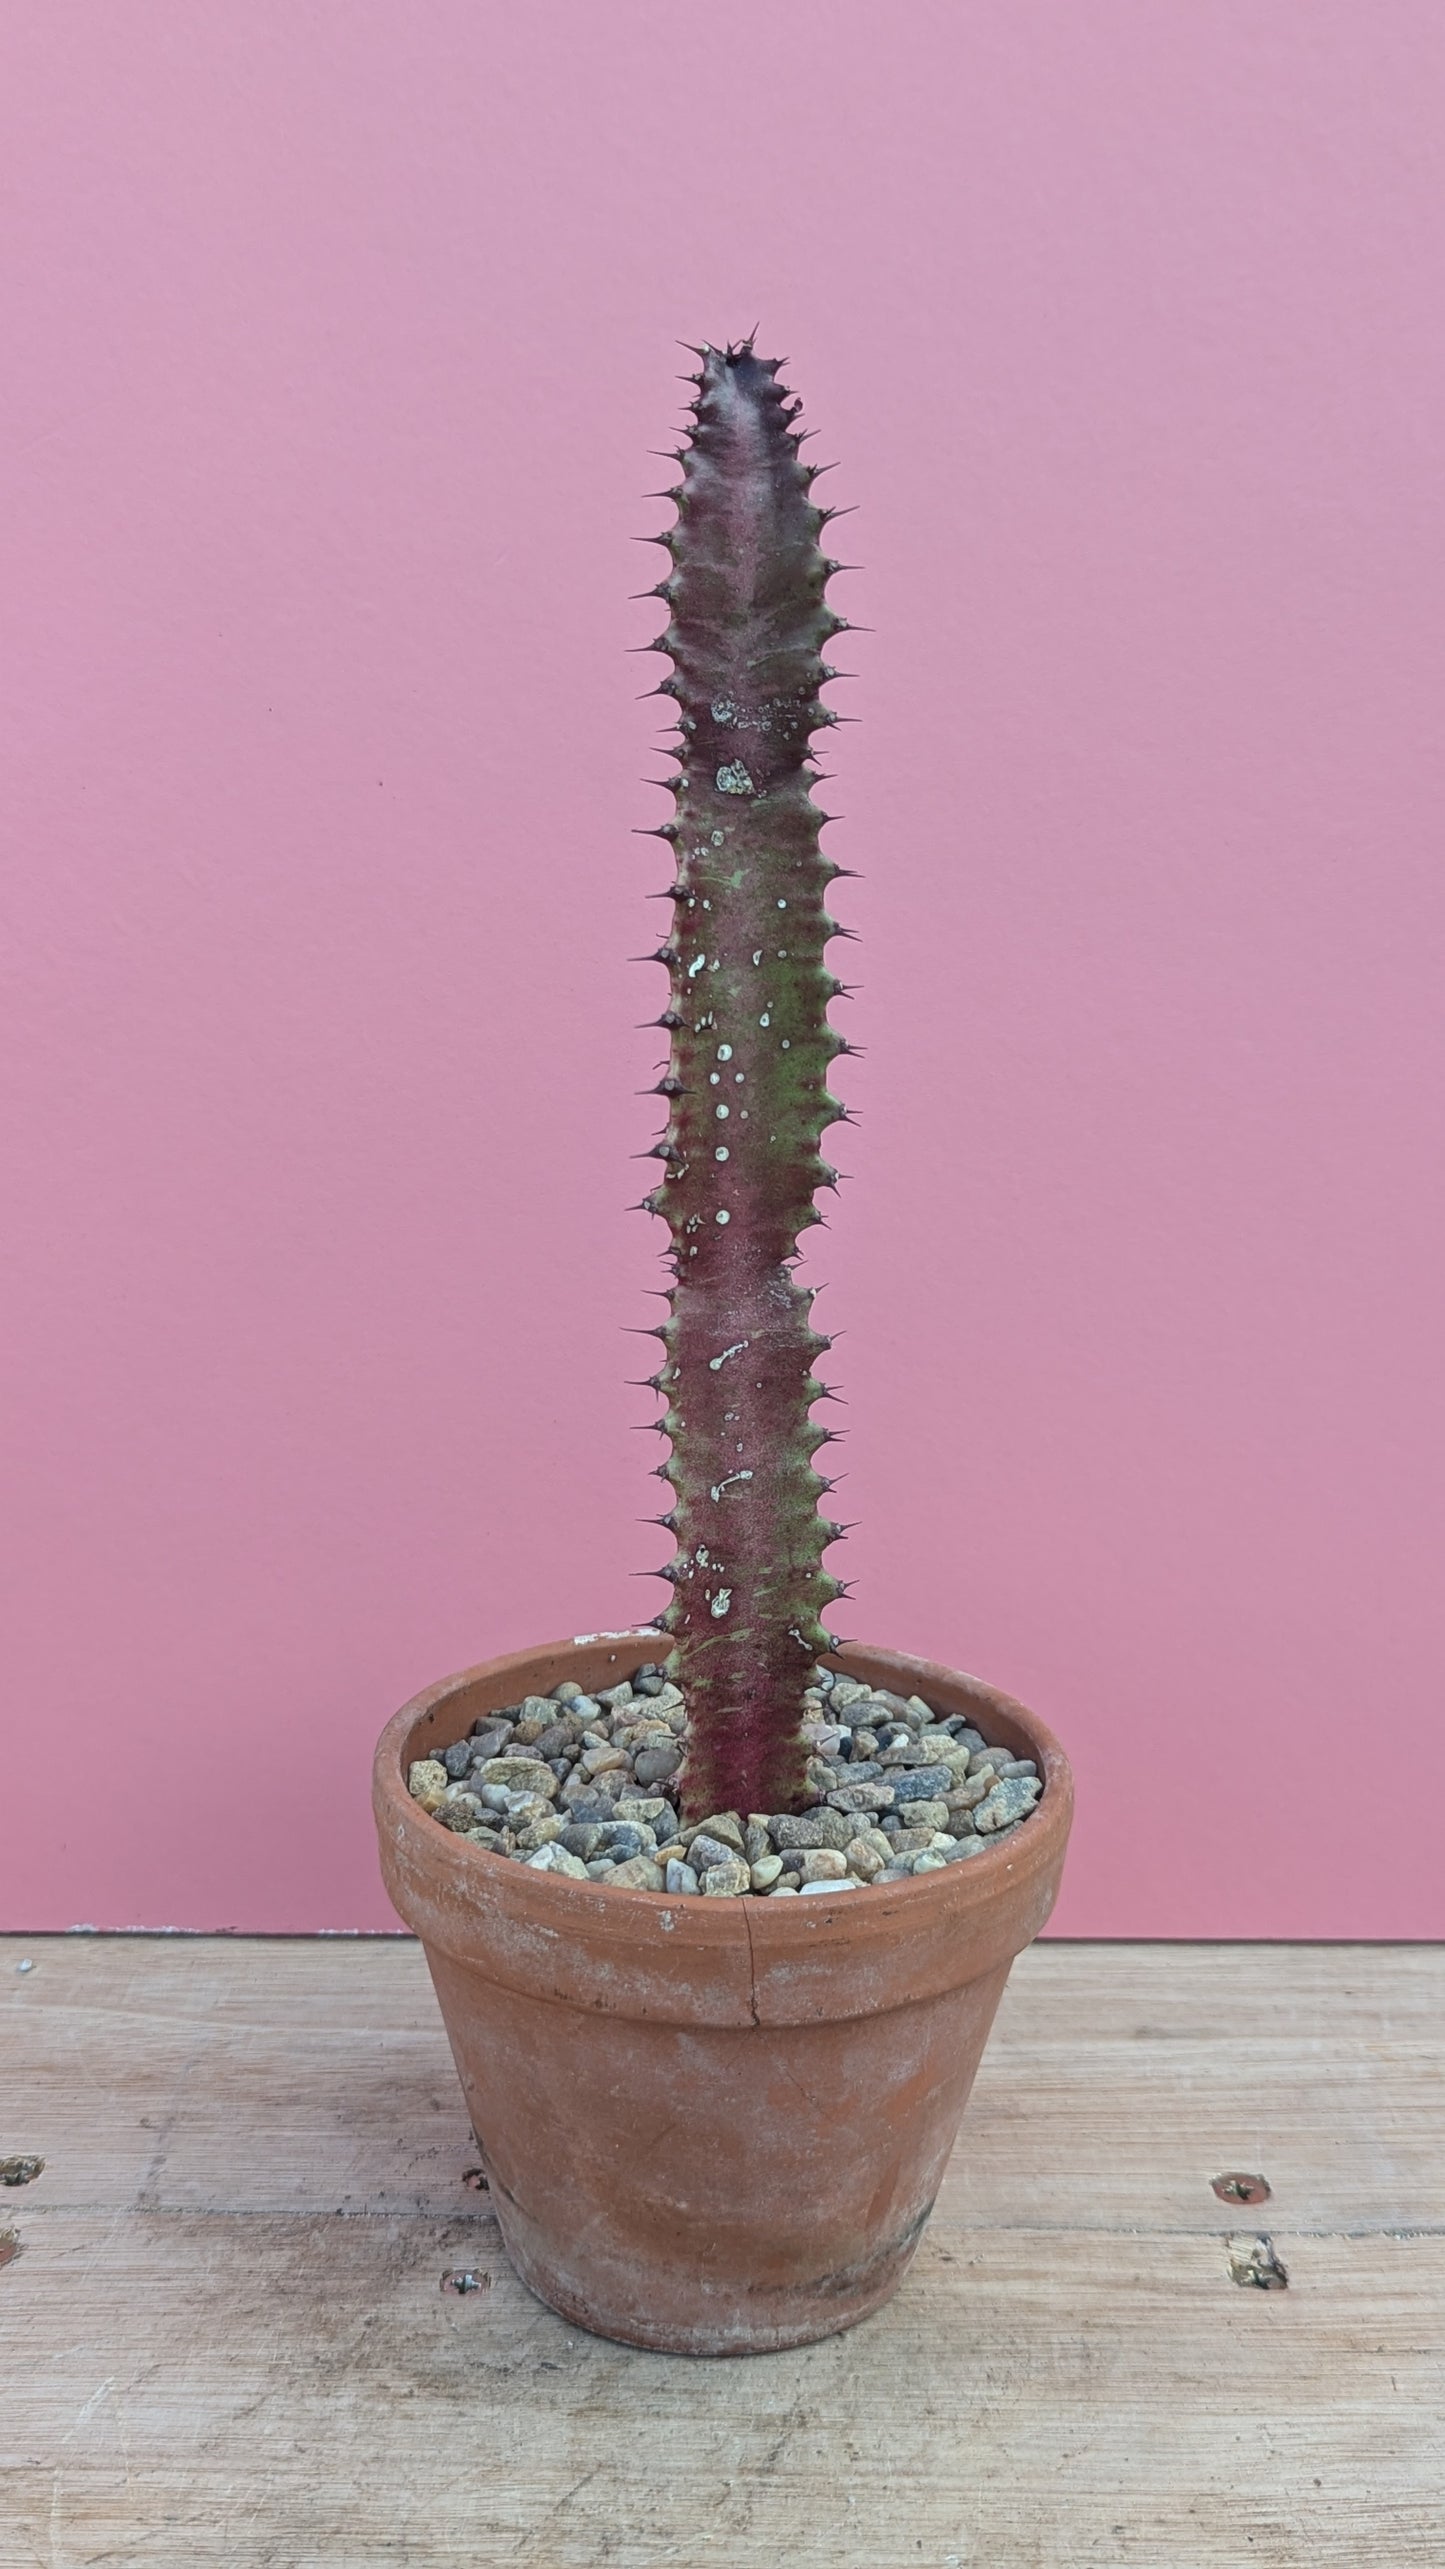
left=373, top=1631, right=1073, bottom=2355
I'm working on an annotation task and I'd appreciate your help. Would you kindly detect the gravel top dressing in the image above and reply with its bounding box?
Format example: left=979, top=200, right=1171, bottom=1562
left=408, top=1663, right=1043, bottom=1896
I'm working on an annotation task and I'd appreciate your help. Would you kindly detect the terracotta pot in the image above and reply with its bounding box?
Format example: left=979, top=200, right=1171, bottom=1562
left=373, top=1632, right=1073, bottom=2356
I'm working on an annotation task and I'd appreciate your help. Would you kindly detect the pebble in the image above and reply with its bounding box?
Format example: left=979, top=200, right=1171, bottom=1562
left=590, top=1822, right=651, bottom=1862
left=581, top=1744, right=627, bottom=1777
left=434, top=1790, right=485, bottom=1830
left=524, top=1843, right=589, bottom=1880
left=973, top=1775, right=1043, bottom=1833
left=897, top=1796, right=951, bottom=1832
left=407, top=1759, right=449, bottom=1813
left=614, top=1797, right=671, bottom=1827
left=887, top=1765, right=958, bottom=1800
left=827, top=1781, right=896, bottom=1813
left=688, top=1831, right=739, bottom=1873
left=560, top=1824, right=603, bottom=1860
left=616, top=1726, right=671, bottom=1762
left=501, top=1795, right=556, bottom=1834
left=562, top=1791, right=616, bottom=1823
left=701, top=1860, right=751, bottom=1896
left=687, top=1811, right=746, bottom=1853
left=771, top=1809, right=855, bottom=1852
left=608, top=1854, right=666, bottom=1890
left=633, top=1744, right=681, bottom=1785
left=477, top=1757, right=560, bottom=1797
left=846, top=1839, right=886, bottom=1880
left=947, top=1770, right=999, bottom=1810
left=516, top=1816, right=566, bottom=1852
left=411, top=1659, right=1045, bottom=1900
left=800, top=1848, right=850, bottom=1882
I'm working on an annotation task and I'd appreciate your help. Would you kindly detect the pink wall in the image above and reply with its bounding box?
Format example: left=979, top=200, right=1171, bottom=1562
left=4, top=3, right=1443, bottom=1935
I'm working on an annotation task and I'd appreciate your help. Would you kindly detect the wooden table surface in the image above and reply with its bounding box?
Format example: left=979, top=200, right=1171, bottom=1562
left=2, top=1934, right=1441, bottom=2566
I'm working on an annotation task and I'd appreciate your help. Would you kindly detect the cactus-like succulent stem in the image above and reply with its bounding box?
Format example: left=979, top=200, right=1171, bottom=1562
left=636, top=340, right=855, bottom=1822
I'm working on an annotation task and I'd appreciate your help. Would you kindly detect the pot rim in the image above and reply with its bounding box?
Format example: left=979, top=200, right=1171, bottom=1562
left=373, top=1632, right=1073, bottom=2020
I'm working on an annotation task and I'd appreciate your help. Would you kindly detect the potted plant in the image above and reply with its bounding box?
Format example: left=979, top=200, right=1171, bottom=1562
left=372, top=339, right=1073, bottom=2355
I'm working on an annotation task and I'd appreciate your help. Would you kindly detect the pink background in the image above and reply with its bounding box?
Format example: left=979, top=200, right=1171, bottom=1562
left=3, top=3, right=1442, bottom=1936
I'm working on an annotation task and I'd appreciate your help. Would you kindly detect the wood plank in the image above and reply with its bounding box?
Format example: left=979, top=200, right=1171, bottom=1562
left=5, top=1936, right=1443, bottom=2230
left=2, top=2215, right=1442, bottom=2565
left=3, top=1936, right=469, bottom=2216
left=2, top=1937, right=1443, bottom=2565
